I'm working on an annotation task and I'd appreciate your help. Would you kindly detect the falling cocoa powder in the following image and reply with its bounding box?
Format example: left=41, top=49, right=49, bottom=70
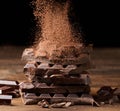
left=32, top=0, right=83, bottom=58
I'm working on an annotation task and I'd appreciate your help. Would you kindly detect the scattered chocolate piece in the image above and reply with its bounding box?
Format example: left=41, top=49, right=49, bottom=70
left=0, top=95, right=12, bottom=105
left=38, top=99, right=49, bottom=108
left=96, top=86, right=118, bottom=104
left=51, top=102, right=66, bottom=108
left=0, top=79, right=20, bottom=105
left=24, top=99, right=39, bottom=105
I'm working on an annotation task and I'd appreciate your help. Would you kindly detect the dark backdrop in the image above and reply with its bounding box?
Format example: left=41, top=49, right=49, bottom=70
left=0, top=0, right=119, bottom=47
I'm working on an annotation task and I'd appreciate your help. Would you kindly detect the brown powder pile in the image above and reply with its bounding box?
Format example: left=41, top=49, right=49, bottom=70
left=32, top=0, right=83, bottom=58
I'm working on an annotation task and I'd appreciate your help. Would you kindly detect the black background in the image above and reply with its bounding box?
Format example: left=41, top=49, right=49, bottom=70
left=0, top=0, right=119, bottom=47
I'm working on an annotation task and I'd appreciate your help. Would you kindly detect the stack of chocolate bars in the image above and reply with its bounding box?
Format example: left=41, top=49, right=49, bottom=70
left=20, top=44, right=93, bottom=105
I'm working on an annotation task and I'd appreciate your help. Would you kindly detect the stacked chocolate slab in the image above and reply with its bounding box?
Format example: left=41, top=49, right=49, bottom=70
left=20, top=44, right=93, bottom=105
left=0, top=80, right=19, bottom=105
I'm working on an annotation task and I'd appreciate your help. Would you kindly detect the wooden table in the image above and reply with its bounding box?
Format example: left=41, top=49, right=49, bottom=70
left=0, top=46, right=120, bottom=111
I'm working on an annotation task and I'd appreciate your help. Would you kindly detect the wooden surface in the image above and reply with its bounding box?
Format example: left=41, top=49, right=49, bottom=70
left=0, top=46, right=120, bottom=111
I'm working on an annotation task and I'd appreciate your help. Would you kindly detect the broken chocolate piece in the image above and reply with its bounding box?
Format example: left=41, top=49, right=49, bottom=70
left=0, top=80, right=19, bottom=88
left=0, top=95, right=12, bottom=105
left=38, top=99, right=49, bottom=108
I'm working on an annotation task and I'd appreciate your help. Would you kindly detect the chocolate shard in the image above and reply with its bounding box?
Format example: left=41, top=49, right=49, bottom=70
left=51, top=102, right=66, bottom=108
left=0, top=86, right=14, bottom=94
left=38, top=99, right=50, bottom=108
left=6, top=90, right=20, bottom=98
left=23, top=61, right=38, bottom=74
left=0, top=80, right=19, bottom=90
left=0, top=95, right=12, bottom=105
left=24, top=99, right=39, bottom=105
left=22, top=48, right=34, bottom=61
left=19, top=82, right=35, bottom=89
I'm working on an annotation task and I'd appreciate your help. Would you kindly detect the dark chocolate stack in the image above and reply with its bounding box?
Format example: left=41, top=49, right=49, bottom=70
left=20, top=44, right=93, bottom=105
left=0, top=80, right=19, bottom=105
